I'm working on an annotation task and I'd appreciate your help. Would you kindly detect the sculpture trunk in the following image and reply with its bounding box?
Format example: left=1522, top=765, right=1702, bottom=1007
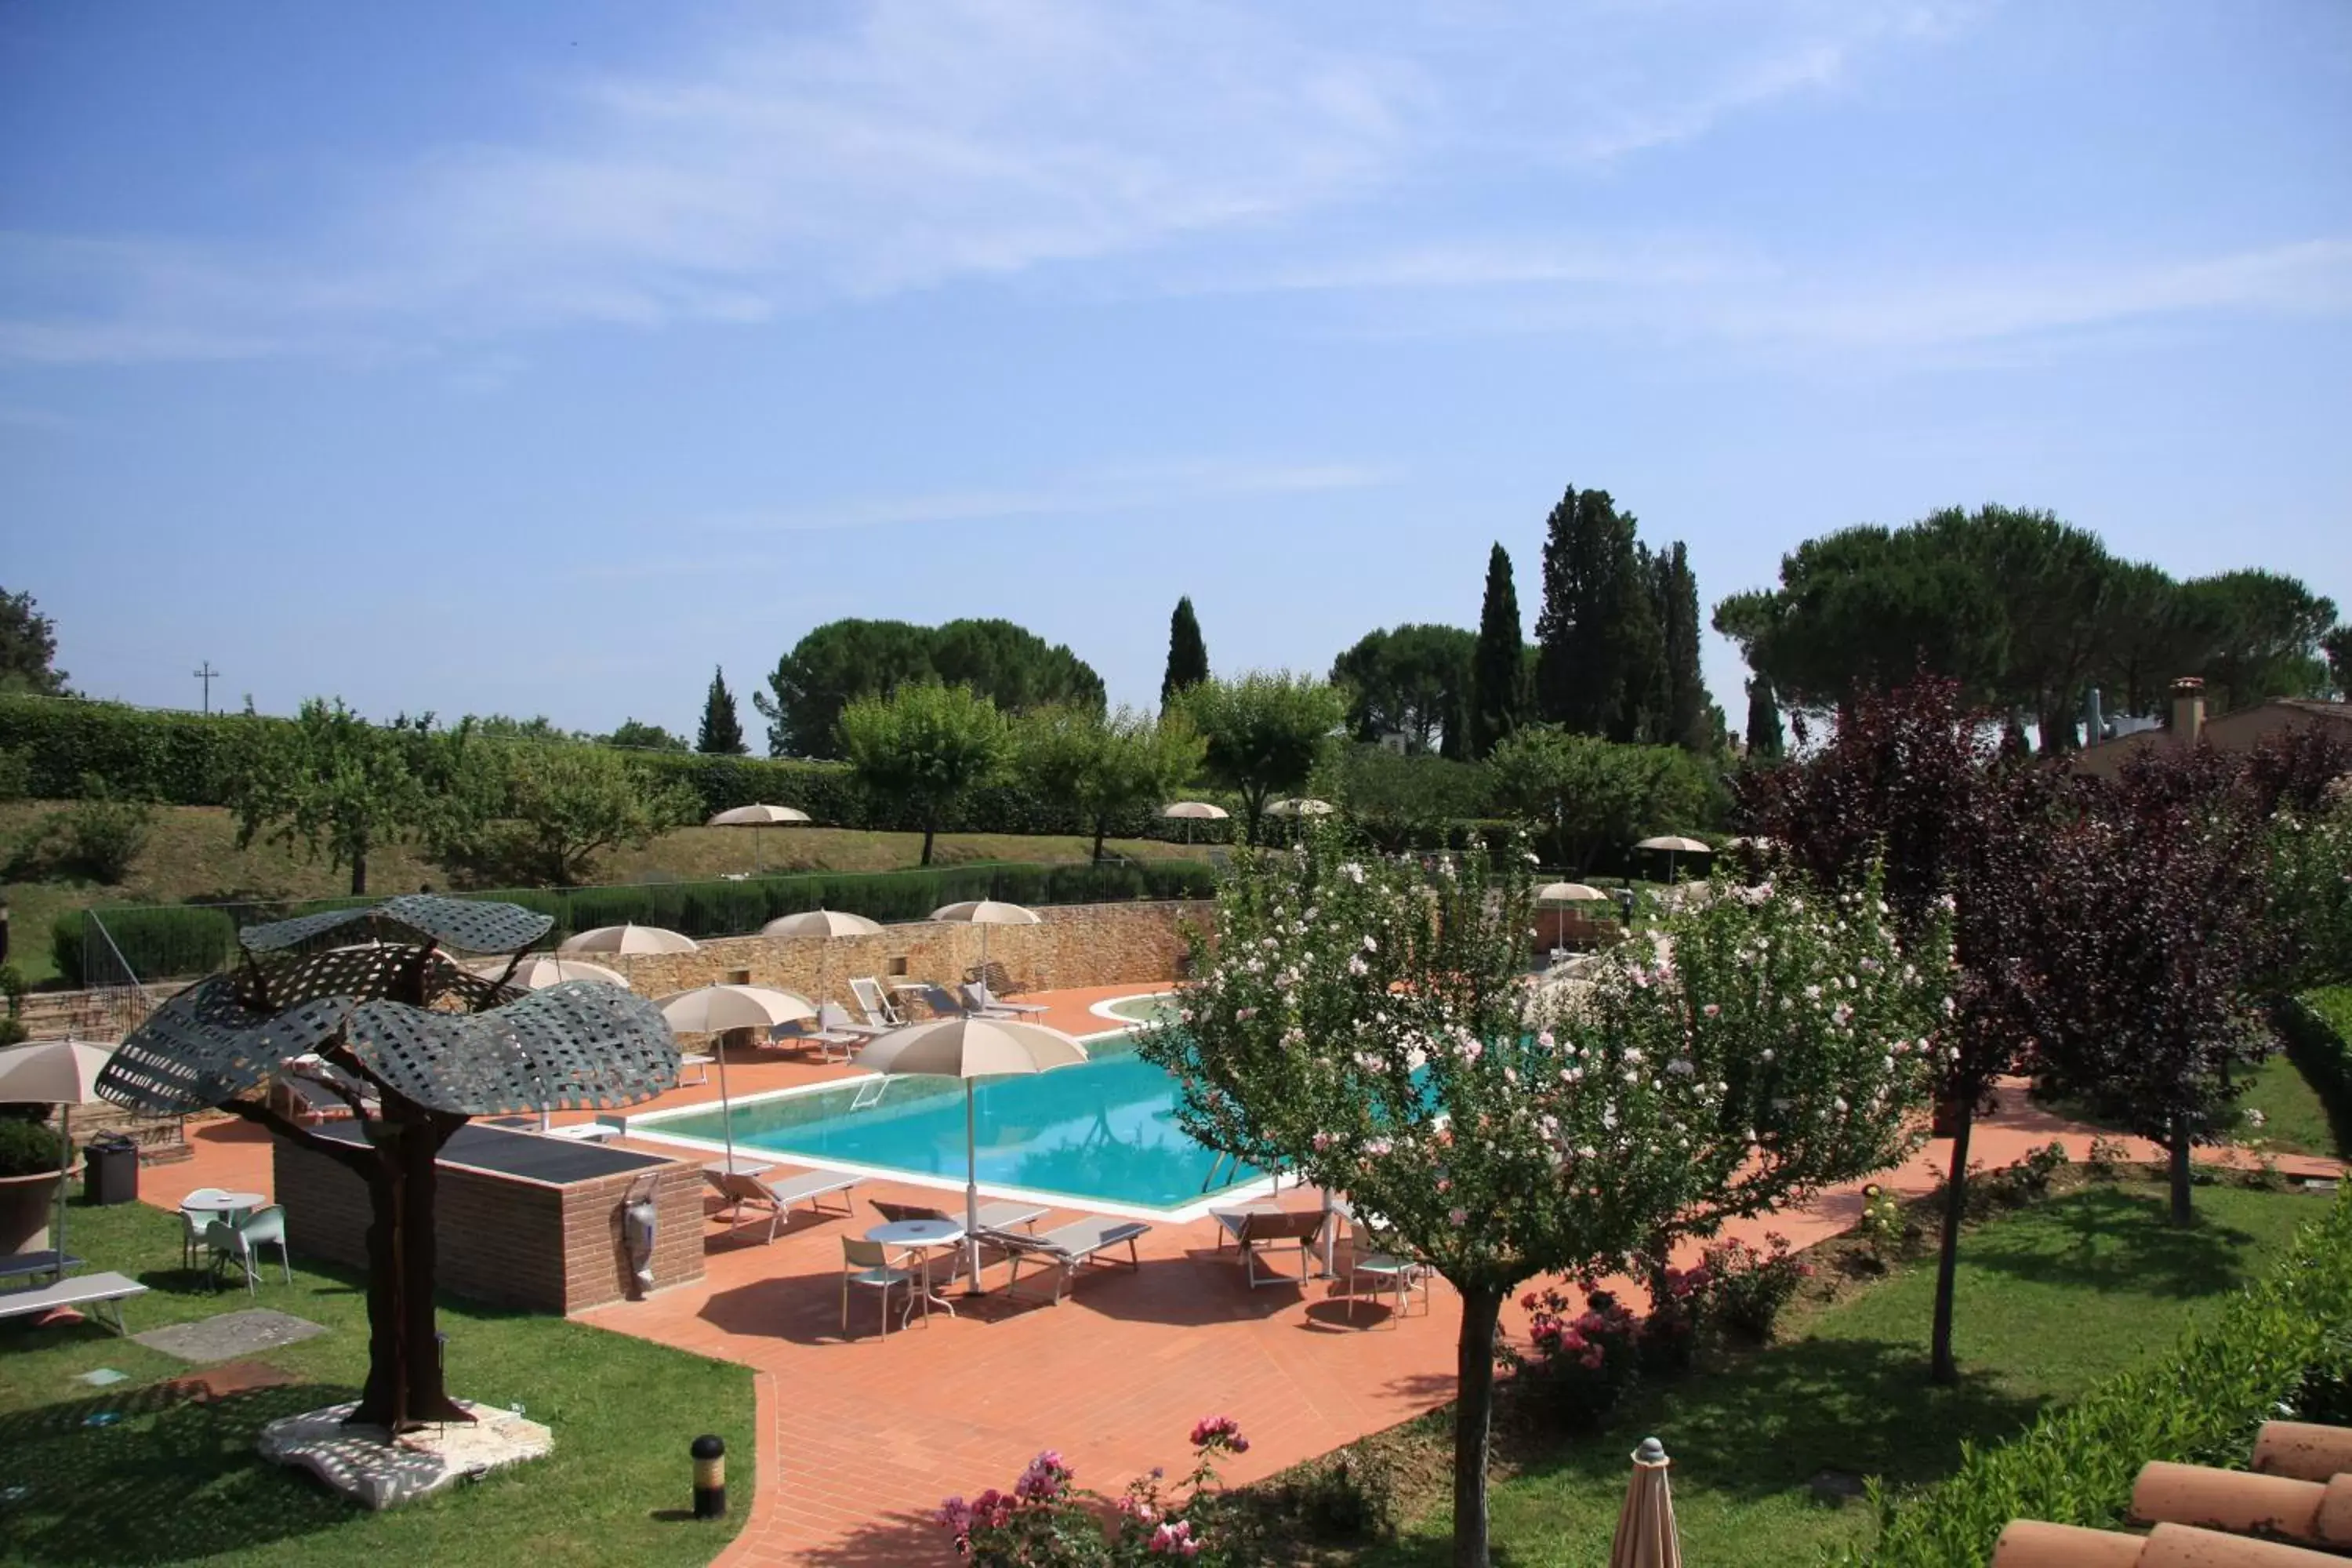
left=352, top=1112, right=468, bottom=1431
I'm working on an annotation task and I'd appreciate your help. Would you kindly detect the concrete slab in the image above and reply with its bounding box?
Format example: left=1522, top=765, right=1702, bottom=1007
left=133, top=1308, right=325, bottom=1364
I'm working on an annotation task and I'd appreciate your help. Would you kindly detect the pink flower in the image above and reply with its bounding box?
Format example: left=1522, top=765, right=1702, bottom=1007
left=1701, top=1003, right=1721, bottom=1018
left=1189, top=1414, right=1247, bottom=1453
left=1449, top=1207, right=1468, bottom=1227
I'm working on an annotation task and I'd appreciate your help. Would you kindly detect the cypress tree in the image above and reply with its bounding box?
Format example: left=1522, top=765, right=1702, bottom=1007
left=1656, top=541, right=1709, bottom=753
left=1615, top=540, right=1669, bottom=745
left=1535, top=485, right=1655, bottom=738
left=1744, top=675, right=1784, bottom=760
left=697, top=666, right=748, bottom=755
left=1467, top=543, right=1527, bottom=759
left=1161, top=597, right=1210, bottom=706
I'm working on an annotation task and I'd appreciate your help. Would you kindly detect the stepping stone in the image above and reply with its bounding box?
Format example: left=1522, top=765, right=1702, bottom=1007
left=133, top=1308, right=325, bottom=1364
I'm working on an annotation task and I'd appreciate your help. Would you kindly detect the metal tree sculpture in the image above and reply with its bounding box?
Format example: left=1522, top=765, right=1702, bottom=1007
left=96, top=895, right=678, bottom=1432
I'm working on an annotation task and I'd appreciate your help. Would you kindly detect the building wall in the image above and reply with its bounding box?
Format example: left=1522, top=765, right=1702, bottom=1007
left=2071, top=704, right=2352, bottom=779
left=274, top=1137, right=705, bottom=1314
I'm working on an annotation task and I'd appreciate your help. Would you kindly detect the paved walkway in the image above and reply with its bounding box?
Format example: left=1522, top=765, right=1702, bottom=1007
left=136, top=982, right=2345, bottom=1566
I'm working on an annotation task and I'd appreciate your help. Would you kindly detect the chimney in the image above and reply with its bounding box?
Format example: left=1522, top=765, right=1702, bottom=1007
left=2170, top=677, right=2205, bottom=743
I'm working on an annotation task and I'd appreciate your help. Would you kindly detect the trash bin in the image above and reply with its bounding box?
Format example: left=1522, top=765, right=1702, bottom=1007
left=83, top=1134, right=139, bottom=1207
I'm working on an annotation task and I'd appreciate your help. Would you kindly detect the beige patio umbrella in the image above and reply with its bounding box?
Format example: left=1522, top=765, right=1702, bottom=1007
left=463, top=955, right=631, bottom=991
left=761, top=909, right=887, bottom=1004
left=560, top=923, right=699, bottom=956
left=1608, top=1437, right=1683, bottom=1568
left=706, top=803, right=812, bottom=870
left=1160, top=800, right=1229, bottom=847
left=1265, top=797, right=1335, bottom=818
left=855, top=1017, right=1089, bottom=1290
left=1633, top=835, right=1712, bottom=884
left=655, top=985, right=818, bottom=1172
left=1534, top=881, right=1610, bottom=903
left=0, top=1037, right=115, bottom=1282
left=930, top=899, right=1040, bottom=993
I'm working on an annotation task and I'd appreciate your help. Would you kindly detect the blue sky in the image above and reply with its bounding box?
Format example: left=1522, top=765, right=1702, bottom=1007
left=4, top=1, right=2347, bottom=739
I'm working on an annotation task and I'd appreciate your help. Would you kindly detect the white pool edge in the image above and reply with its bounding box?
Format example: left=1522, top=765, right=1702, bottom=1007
left=624, top=1004, right=1286, bottom=1224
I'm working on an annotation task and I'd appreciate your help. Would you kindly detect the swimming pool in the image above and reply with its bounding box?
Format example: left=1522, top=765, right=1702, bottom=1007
left=647, top=1031, right=1264, bottom=1212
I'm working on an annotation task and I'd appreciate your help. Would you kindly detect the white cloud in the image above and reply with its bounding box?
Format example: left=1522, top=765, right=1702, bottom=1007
left=0, top=0, right=1972, bottom=362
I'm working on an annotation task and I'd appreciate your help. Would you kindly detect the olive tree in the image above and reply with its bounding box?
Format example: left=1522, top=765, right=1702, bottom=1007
left=1141, top=833, right=1943, bottom=1567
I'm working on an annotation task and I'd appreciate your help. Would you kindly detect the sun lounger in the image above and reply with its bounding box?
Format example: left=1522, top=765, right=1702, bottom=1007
left=872, top=1197, right=1047, bottom=1232
left=704, top=1167, right=864, bottom=1242
left=0, top=1251, right=81, bottom=1287
left=0, top=1269, right=148, bottom=1334
left=848, top=978, right=904, bottom=1029
left=1212, top=1206, right=1328, bottom=1288
left=981, top=1216, right=1150, bottom=1305
left=961, top=982, right=1050, bottom=1020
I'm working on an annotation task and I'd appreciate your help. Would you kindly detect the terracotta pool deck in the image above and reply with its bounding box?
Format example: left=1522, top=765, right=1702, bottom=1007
left=140, top=980, right=2343, bottom=1566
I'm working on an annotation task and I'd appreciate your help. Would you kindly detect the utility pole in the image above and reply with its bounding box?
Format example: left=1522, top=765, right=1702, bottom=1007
left=194, top=661, right=219, bottom=715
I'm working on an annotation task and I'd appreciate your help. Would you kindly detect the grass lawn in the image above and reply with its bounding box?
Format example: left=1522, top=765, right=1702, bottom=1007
left=2236, top=1048, right=2347, bottom=1159
left=0, top=1197, right=754, bottom=1566
left=1363, top=1179, right=2330, bottom=1568
left=1, top=799, right=1208, bottom=983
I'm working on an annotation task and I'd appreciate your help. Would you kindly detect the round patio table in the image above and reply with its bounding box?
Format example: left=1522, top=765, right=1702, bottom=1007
left=182, top=1190, right=267, bottom=1222
left=866, top=1218, right=965, bottom=1325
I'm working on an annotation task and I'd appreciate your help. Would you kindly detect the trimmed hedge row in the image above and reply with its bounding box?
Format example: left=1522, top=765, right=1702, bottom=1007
left=2277, top=987, right=2352, bottom=1149
left=53, top=858, right=1219, bottom=985
left=0, top=695, right=1240, bottom=843
left=1847, top=1182, right=2352, bottom=1566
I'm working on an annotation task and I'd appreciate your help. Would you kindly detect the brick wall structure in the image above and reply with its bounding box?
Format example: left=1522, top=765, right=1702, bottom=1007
left=274, top=1135, right=706, bottom=1315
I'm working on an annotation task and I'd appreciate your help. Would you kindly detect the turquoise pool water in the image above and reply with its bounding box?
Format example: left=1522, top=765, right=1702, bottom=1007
left=654, top=1032, right=1262, bottom=1210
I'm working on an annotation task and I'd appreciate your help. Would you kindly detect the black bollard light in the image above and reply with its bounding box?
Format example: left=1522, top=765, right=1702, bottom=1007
left=691, top=1434, right=727, bottom=1519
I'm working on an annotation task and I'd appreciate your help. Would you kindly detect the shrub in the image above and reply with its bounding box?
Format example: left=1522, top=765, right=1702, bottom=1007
left=2275, top=989, right=2352, bottom=1147
left=1501, top=1286, right=1643, bottom=1428
left=1857, top=1181, right=1909, bottom=1268
left=939, top=1417, right=1250, bottom=1566
left=1695, top=1232, right=1814, bottom=1342
left=0, top=746, right=29, bottom=800
left=56, top=788, right=154, bottom=882
left=1847, top=1185, right=2352, bottom=1566
left=50, top=861, right=1218, bottom=983
left=1267, top=1449, right=1396, bottom=1543
left=0, top=1116, right=67, bottom=1178
left=2084, top=1135, right=2132, bottom=1181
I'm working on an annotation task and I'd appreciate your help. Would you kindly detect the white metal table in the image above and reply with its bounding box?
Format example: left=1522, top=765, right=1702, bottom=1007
left=866, top=1218, right=965, bottom=1324
left=180, top=1189, right=267, bottom=1222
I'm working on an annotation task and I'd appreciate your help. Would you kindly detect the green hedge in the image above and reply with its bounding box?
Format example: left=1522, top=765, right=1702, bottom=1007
left=52, top=858, right=1219, bottom=985
left=2277, top=988, right=2352, bottom=1148
left=0, top=694, right=1239, bottom=843
left=1847, top=1183, right=2352, bottom=1566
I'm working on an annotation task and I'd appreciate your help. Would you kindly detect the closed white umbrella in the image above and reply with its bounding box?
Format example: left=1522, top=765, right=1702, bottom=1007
left=0, top=1037, right=116, bottom=1280
left=1633, top=835, right=1712, bottom=885
left=655, top=986, right=818, bottom=1171
left=929, top=900, right=1040, bottom=994
left=1161, top=800, right=1229, bottom=848
left=856, top=1018, right=1089, bottom=1290
left=560, top=924, right=699, bottom=956
left=706, top=803, right=812, bottom=870
left=463, top=955, right=631, bottom=991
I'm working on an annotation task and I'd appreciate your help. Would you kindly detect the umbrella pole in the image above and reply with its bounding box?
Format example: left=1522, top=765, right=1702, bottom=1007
left=54, top=1104, right=70, bottom=1280
left=718, top=1033, right=738, bottom=1174
left=964, top=1081, right=983, bottom=1294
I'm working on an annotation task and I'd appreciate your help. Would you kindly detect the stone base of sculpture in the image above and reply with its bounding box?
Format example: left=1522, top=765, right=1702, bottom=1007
left=257, top=1399, right=553, bottom=1509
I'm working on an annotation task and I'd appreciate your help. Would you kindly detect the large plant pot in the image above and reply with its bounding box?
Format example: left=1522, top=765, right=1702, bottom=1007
left=0, top=1166, right=71, bottom=1255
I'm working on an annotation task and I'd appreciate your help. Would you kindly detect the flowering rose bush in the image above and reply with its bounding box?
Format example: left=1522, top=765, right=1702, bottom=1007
left=1693, top=1232, right=1814, bottom=1342
left=1500, top=1286, right=1642, bottom=1426
left=1856, top=1181, right=1909, bottom=1268
left=938, top=1419, right=1250, bottom=1566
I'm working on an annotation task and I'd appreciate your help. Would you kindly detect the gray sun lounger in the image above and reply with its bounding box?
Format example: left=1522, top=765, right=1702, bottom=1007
left=1212, top=1206, right=1329, bottom=1288
left=871, top=1197, right=1048, bottom=1232
left=0, top=1270, right=149, bottom=1334
left=704, top=1168, right=864, bottom=1242
left=962, top=982, right=1050, bottom=1020
left=981, top=1217, right=1151, bottom=1305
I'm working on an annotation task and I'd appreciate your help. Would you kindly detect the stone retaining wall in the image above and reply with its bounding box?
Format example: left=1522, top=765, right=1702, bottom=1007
left=579, top=898, right=1209, bottom=1014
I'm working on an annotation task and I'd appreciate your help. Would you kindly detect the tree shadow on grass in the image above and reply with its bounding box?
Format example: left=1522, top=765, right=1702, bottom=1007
left=1959, top=1185, right=2259, bottom=1300
left=0, top=1379, right=362, bottom=1566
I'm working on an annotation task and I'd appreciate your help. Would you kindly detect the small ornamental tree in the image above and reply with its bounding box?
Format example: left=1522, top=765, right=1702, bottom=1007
left=1014, top=704, right=1206, bottom=862
left=837, top=681, right=1013, bottom=865
left=1179, top=672, right=1345, bottom=844
left=1141, top=833, right=1940, bottom=1568
left=501, top=741, right=699, bottom=885
left=2022, top=745, right=2278, bottom=1225
left=1736, top=674, right=2049, bottom=1384
left=226, top=697, right=430, bottom=895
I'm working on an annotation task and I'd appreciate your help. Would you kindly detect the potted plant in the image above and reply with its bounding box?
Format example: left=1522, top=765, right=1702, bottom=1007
left=0, top=1112, right=71, bottom=1255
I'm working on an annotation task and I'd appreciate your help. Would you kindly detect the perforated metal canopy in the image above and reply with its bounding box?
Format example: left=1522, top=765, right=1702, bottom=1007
left=240, top=894, right=553, bottom=956
left=99, top=895, right=678, bottom=1120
